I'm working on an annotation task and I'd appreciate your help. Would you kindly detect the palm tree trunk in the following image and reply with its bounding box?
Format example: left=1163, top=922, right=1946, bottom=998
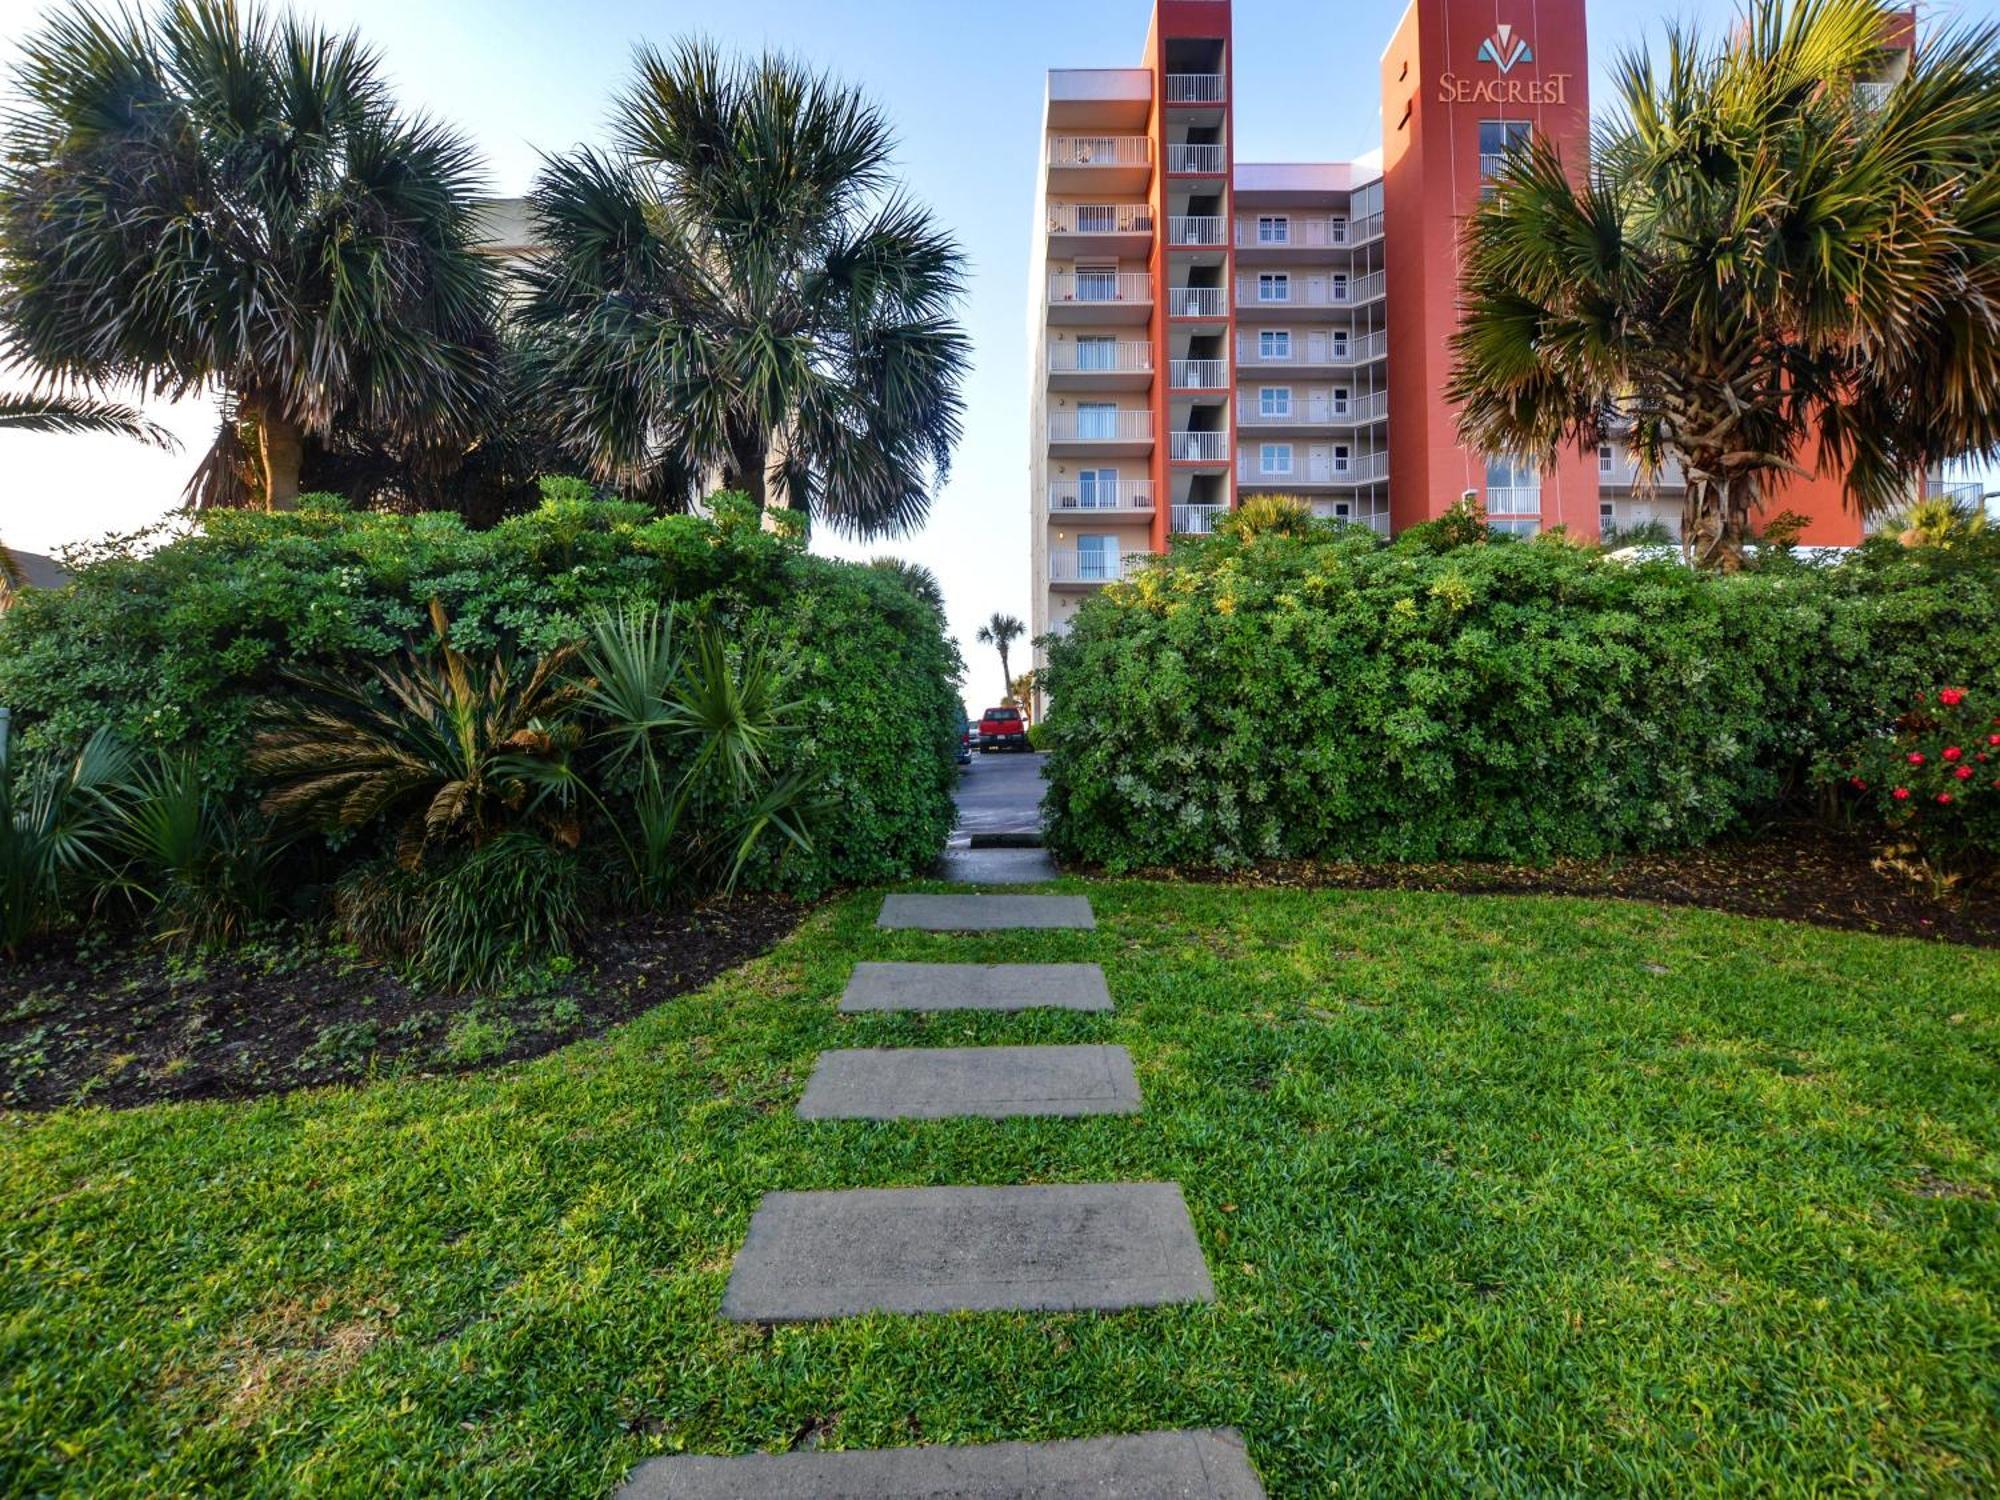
left=998, top=643, right=1013, bottom=703
left=252, top=401, right=305, bottom=511
left=725, top=426, right=768, bottom=510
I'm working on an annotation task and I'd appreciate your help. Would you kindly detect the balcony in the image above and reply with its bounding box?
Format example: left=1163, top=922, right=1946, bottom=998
left=1170, top=430, right=1230, bottom=464
left=1050, top=480, right=1154, bottom=515
left=1047, top=338, right=1153, bottom=391
left=1050, top=548, right=1128, bottom=585
left=1047, top=201, right=1153, bottom=257
left=1167, top=214, right=1225, bottom=247
left=1047, top=68, right=1151, bottom=130
left=1047, top=134, right=1152, bottom=193
left=1236, top=269, right=1386, bottom=312
left=1164, top=73, right=1225, bottom=105
left=1237, top=448, right=1389, bottom=486
left=1235, top=390, right=1388, bottom=428
left=1234, top=213, right=1386, bottom=256
left=1235, top=328, right=1390, bottom=370
left=1171, top=504, right=1226, bottom=535
left=1048, top=408, right=1154, bottom=456
left=1166, top=285, right=1227, bottom=320
left=1169, top=358, right=1228, bottom=389
left=1927, top=479, right=1986, bottom=506
left=1047, top=270, right=1152, bottom=324
left=1165, top=143, right=1225, bottom=176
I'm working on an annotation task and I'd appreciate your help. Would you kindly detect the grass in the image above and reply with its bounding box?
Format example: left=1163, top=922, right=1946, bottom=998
left=3, top=881, right=1997, bottom=1496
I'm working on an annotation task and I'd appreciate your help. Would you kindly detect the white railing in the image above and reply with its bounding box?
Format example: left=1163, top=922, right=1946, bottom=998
left=1927, top=480, right=1986, bottom=506
left=1051, top=480, right=1153, bottom=512
left=1169, top=358, right=1227, bottom=388
left=1048, top=340, right=1154, bottom=375
left=1170, top=430, right=1229, bottom=463
left=1348, top=211, right=1385, bottom=243
left=1049, top=135, right=1152, bottom=169
left=1167, top=214, right=1225, bottom=246
left=1167, top=286, right=1226, bottom=317
left=1165, top=143, right=1225, bottom=175
left=1048, top=270, right=1152, bottom=306
left=1235, top=329, right=1389, bottom=367
left=1049, top=549, right=1127, bottom=583
left=1237, top=269, right=1386, bottom=307
left=1164, top=73, right=1225, bottom=104
left=1047, top=202, right=1153, bottom=237
left=1237, top=450, right=1390, bottom=484
left=1486, top=485, right=1541, bottom=516
left=1234, top=216, right=1347, bottom=249
left=1048, top=409, right=1155, bottom=443
left=1235, top=390, right=1389, bottom=427
left=1172, top=504, right=1226, bottom=534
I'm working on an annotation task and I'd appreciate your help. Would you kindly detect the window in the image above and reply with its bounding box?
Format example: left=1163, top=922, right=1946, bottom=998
left=1490, top=517, right=1540, bottom=537
left=1259, top=329, right=1291, bottom=360
left=1333, top=501, right=1352, bottom=518
left=1598, top=443, right=1614, bottom=475
left=1075, top=335, right=1116, bottom=371
left=1485, top=454, right=1540, bottom=514
left=1258, top=272, right=1290, bottom=302
left=1333, top=386, right=1350, bottom=415
left=1257, top=215, right=1289, bottom=244
left=1329, top=216, right=1349, bottom=244
left=1074, top=204, right=1116, bottom=234
left=1074, top=263, right=1119, bottom=301
left=1077, top=534, right=1116, bottom=580
left=1599, top=501, right=1616, bottom=523
left=1076, top=401, right=1117, bottom=440
left=1260, top=443, right=1293, bottom=475
left=1333, top=443, right=1351, bottom=474
left=1259, top=387, right=1293, bottom=418
left=1478, top=120, right=1533, bottom=176
left=1331, top=272, right=1350, bottom=302
left=1331, top=330, right=1350, bottom=356
left=1077, top=467, right=1118, bottom=507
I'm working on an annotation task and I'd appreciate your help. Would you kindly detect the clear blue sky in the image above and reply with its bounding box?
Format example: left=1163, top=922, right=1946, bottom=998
left=2, top=0, right=1994, bottom=678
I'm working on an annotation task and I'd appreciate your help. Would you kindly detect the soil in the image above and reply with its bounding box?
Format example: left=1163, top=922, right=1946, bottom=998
left=0, top=897, right=803, bottom=1113
left=1123, top=821, right=2000, bottom=949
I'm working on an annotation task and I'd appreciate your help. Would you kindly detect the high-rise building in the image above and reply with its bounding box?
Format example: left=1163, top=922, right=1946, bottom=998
left=1027, top=0, right=1916, bottom=694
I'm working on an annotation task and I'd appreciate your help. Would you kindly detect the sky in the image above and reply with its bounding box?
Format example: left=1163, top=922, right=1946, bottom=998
left=1, top=0, right=1995, bottom=686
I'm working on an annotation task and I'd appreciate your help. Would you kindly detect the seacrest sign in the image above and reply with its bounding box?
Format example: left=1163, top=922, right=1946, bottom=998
left=1438, top=24, right=1570, bottom=105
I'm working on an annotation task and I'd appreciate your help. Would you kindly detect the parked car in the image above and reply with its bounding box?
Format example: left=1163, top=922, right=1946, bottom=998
left=978, top=705, right=1029, bottom=752
left=957, top=724, right=974, bottom=765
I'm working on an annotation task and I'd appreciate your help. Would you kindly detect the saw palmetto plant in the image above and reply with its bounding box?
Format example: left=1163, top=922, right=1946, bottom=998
left=514, top=39, right=971, bottom=539
left=1449, top=0, right=2000, bottom=570
left=0, top=0, right=503, bottom=509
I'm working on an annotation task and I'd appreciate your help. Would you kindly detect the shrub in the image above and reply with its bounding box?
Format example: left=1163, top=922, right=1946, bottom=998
left=1041, top=525, right=2000, bottom=871
left=0, top=729, right=131, bottom=953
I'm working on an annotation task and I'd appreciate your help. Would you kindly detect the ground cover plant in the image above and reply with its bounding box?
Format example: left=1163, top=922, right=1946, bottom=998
left=1040, top=518, right=2000, bottom=872
left=2, top=881, right=1995, bottom=1494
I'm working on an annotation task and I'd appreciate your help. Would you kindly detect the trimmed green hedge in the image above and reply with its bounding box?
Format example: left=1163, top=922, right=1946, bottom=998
left=1041, top=526, right=2000, bottom=870
left=0, top=489, right=962, bottom=894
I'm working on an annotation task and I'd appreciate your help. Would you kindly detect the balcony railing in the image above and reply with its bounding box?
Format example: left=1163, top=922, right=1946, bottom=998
left=1235, top=213, right=1385, bottom=249
left=1165, top=143, right=1225, bottom=175
left=1235, top=329, right=1390, bottom=367
left=1164, top=73, right=1225, bottom=104
left=1048, top=340, right=1154, bottom=375
left=1927, top=480, right=1986, bottom=506
left=1486, top=485, right=1541, bottom=516
left=1170, top=430, right=1229, bottom=463
left=1047, top=202, right=1153, bottom=237
left=1048, top=270, right=1152, bottom=306
left=1237, top=269, right=1386, bottom=307
left=1167, top=214, right=1225, bottom=246
left=1234, top=390, right=1388, bottom=426
left=1049, top=549, right=1127, bottom=583
left=1169, top=358, right=1227, bottom=389
left=1051, top=480, right=1153, bottom=512
left=1048, top=135, right=1152, bottom=169
left=1172, top=504, right=1226, bottom=535
left=1167, top=286, right=1226, bottom=318
left=1048, top=409, right=1154, bottom=443
left=1237, top=449, right=1390, bottom=484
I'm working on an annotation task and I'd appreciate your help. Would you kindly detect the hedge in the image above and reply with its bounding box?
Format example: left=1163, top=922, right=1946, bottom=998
left=0, top=487, right=963, bottom=895
left=1040, top=525, right=2000, bottom=870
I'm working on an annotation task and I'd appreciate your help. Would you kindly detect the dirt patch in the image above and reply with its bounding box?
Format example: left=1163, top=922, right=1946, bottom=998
left=1112, top=823, right=2000, bottom=948
left=0, top=897, right=804, bottom=1113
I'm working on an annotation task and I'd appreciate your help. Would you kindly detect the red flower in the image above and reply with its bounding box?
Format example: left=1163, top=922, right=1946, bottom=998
left=1944, top=746, right=1963, bottom=761
left=1907, top=752, right=1926, bottom=766
left=1988, top=734, right=2000, bottom=745
left=1892, top=787, right=1911, bottom=801
left=1939, top=687, right=1967, bottom=706
left=1850, top=776, right=1867, bottom=790
left=1937, top=792, right=1954, bottom=805
left=1956, top=765, right=1974, bottom=781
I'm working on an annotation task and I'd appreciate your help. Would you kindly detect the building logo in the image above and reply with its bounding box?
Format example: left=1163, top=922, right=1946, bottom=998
left=1475, top=24, right=1533, bottom=74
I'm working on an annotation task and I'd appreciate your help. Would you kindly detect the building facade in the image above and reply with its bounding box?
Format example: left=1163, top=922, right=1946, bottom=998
left=1027, top=0, right=1913, bottom=689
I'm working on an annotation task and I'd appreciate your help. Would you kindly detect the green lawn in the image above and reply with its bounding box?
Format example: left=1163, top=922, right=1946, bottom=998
left=4, top=883, right=1997, bottom=1496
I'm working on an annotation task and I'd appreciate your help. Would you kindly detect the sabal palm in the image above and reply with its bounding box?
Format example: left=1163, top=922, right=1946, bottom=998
left=0, top=392, right=178, bottom=450
left=0, top=0, right=502, bottom=509
left=515, top=39, right=971, bottom=538
left=975, top=612, right=1024, bottom=703
left=1448, top=0, right=2000, bottom=569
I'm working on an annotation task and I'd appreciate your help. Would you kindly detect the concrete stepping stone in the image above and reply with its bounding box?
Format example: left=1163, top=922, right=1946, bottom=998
left=615, top=1427, right=1265, bottom=1498
left=877, top=893, right=1094, bottom=931
left=840, top=962, right=1112, bottom=1013
left=935, top=846, right=1061, bottom=884
left=720, top=1182, right=1213, bottom=1321
left=797, top=1045, right=1140, bottom=1120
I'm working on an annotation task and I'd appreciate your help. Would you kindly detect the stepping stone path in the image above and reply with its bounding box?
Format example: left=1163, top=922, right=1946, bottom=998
left=797, top=1044, right=1140, bottom=1120
left=934, top=846, right=1061, bottom=884
left=618, top=1428, right=1263, bottom=1499
left=616, top=871, right=1265, bottom=1497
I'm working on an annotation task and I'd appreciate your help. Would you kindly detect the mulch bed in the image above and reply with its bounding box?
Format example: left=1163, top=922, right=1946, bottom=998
left=1120, top=821, right=2000, bottom=949
left=0, top=896, right=804, bottom=1113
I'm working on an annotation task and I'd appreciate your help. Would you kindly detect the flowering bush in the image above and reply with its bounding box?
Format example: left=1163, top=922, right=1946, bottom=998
left=1825, top=688, right=2000, bottom=892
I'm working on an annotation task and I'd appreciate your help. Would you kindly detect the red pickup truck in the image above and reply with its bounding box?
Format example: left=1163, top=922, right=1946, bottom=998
left=977, top=706, right=1029, bottom=752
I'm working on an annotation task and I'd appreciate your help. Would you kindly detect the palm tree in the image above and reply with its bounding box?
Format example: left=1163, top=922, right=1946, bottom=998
left=515, top=39, right=971, bottom=538
left=1448, top=0, right=2000, bottom=570
left=975, top=612, right=1024, bottom=705
left=0, top=393, right=178, bottom=450
left=0, top=0, right=502, bottom=509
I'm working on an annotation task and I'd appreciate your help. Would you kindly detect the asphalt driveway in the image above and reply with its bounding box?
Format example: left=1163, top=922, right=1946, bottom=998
left=952, top=750, right=1048, bottom=841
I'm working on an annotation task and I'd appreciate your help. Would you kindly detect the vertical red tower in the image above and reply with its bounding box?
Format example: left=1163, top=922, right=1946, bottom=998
left=1382, top=0, right=1598, bottom=535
